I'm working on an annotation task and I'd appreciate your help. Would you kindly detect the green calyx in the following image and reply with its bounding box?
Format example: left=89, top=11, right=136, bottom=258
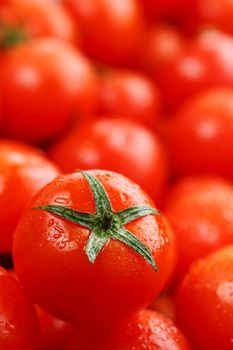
left=0, top=25, right=28, bottom=49
left=34, top=172, right=160, bottom=271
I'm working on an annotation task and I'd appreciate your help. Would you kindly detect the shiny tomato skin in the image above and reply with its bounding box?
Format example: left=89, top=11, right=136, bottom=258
left=97, top=70, right=161, bottom=128
left=68, top=309, right=191, bottom=350
left=0, top=0, right=76, bottom=42
left=164, top=88, right=233, bottom=178
left=157, top=31, right=233, bottom=112
left=0, top=266, right=39, bottom=350
left=13, top=170, right=175, bottom=326
left=0, top=139, right=59, bottom=254
left=49, top=118, right=169, bottom=203
left=63, top=0, right=145, bottom=66
left=0, top=38, right=97, bottom=144
left=164, top=176, right=233, bottom=282
left=176, top=245, right=233, bottom=350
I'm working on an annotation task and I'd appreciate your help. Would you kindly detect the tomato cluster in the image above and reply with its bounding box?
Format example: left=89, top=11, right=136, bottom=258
left=0, top=0, right=232, bottom=349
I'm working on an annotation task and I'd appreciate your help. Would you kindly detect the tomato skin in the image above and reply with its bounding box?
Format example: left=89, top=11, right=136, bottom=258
left=0, top=266, right=39, bottom=350
left=164, top=88, right=233, bottom=178
left=0, top=0, right=76, bottom=42
left=97, top=70, right=161, bottom=129
left=36, top=306, right=74, bottom=350
left=68, top=309, right=190, bottom=350
left=150, top=293, right=176, bottom=321
left=0, top=139, right=59, bottom=254
left=0, top=38, right=97, bottom=144
left=176, top=245, right=233, bottom=350
left=49, top=118, right=169, bottom=203
left=157, top=31, right=233, bottom=112
left=13, top=170, right=175, bottom=326
left=63, top=0, right=145, bottom=66
left=164, top=176, right=233, bottom=282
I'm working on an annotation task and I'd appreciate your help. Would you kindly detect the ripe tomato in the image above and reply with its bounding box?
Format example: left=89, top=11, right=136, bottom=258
left=13, top=170, right=175, bottom=326
left=164, top=176, right=233, bottom=282
left=0, top=38, right=97, bottom=144
left=63, top=0, right=145, bottom=66
left=176, top=245, right=233, bottom=350
left=97, top=69, right=161, bottom=128
left=0, top=0, right=76, bottom=43
left=36, top=306, right=74, bottom=350
left=157, top=30, right=233, bottom=112
left=68, top=309, right=190, bottom=350
left=49, top=118, right=169, bottom=202
left=0, top=266, right=39, bottom=349
left=164, top=88, right=233, bottom=178
left=0, top=139, right=59, bottom=254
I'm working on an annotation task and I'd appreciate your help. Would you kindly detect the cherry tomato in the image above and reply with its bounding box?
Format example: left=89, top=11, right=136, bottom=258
left=97, top=69, right=161, bottom=128
left=0, top=266, right=39, bottom=349
left=0, top=0, right=76, bottom=43
left=63, top=0, right=145, bottom=66
left=164, top=176, right=233, bottom=282
left=36, top=306, right=74, bottom=350
left=164, top=88, right=233, bottom=178
left=68, top=309, right=190, bottom=350
left=176, top=245, right=233, bottom=350
left=157, top=30, right=233, bottom=112
left=13, top=170, right=175, bottom=326
left=0, top=139, right=59, bottom=254
left=0, top=38, right=97, bottom=144
left=49, top=118, right=169, bottom=202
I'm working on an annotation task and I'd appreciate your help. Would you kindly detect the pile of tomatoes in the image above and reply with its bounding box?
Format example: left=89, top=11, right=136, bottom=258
left=0, top=0, right=232, bottom=349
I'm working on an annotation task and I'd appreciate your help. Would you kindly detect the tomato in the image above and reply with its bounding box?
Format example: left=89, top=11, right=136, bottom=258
left=0, top=0, right=76, bottom=43
left=13, top=170, right=175, bottom=326
left=0, top=266, right=39, bottom=349
left=164, top=176, right=233, bottom=282
left=49, top=118, right=169, bottom=202
left=164, top=88, right=233, bottom=178
left=63, top=0, right=145, bottom=66
left=0, top=38, right=97, bottom=144
left=68, top=309, right=190, bottom=350
left=157, top=30, right=233, bottom=112
left=97, top=69, right=161, bottom=128
left=176, top=245, right=233, bottom=350
left=0, top=139, right=59, bottom=254
left=36, top=306, right=74, bottom=350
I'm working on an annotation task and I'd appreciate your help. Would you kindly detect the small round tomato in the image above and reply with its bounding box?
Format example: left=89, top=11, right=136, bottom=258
left=157, top=30, right=233, bottom=112
left=0, top=0, right=76, bottom=43
left=13, top=170, right=175, bottom=326
left=164, top=176, right=233, bottom=282
left=0, top=38, right=97, bottom=144
left=0, top=266, right=39, bottom=349
left=68, top=309, right=190, bottom=350
left=97, top=69, right=161, bottom=128
left=164, top=88, right=233, bottom=178
left=36, top=306, right=74, bottom=350
left=176, top=245, right=233, bottom=350
left=0, top=139, right=59, bottom=254
left=63, top=0, right=145, bottom=66
left=49, top=118, right=169, bottom=202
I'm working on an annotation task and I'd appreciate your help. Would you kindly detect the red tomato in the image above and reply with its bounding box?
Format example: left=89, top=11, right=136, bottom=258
left=0, top=38, right=97, bottom=144
left=164, top=88, right=233, bottom=178
left=157, top=30, right=233, bottom=112
left=13, top=170, right=175, bottom=326
left=0, top=139, right=59, bottom=253
left=176, top=245, right=233, bottom=350
left=36, top=306, right=74, bottom=350
left=0, top=0, right=76, bottom=43
left=97, top=70, right=161, bottom=128
left=49, top=118, right=169, bottom=202
left=164, top=176, right=233, bottom=282
left=63, top=0, right=145, bottom=66
left=0, top=266, right=39, bottom=349
left=68, top=309, right=190, bottom=350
